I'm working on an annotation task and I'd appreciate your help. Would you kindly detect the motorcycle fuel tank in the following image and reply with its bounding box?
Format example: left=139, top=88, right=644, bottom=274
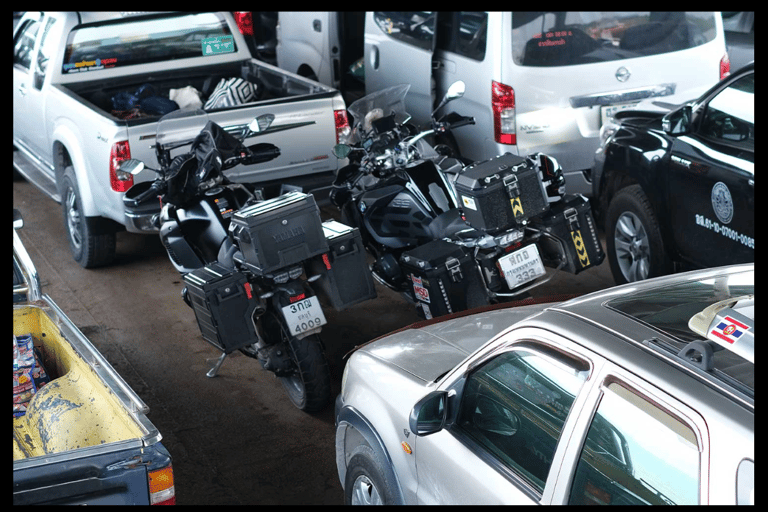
left=359, top=183, right=434, bottom=249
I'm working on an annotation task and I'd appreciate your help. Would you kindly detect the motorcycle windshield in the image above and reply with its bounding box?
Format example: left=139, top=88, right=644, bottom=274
left=346, top=84, right=411, bottom=144
left=156, top=108, right=210, bottom=149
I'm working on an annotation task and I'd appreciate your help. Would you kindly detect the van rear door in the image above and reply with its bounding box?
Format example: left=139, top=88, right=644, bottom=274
left=506, top=12, right=726, bottom=195
left=364, top=11, right=436, bottom=127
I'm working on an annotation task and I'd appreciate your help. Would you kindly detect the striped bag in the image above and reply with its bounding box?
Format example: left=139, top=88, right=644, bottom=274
left=203, top=78, right=258, bottom=110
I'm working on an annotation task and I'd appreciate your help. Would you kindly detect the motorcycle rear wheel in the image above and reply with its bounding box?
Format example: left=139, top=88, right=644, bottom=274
left=244, top=311, right=331, bottom=412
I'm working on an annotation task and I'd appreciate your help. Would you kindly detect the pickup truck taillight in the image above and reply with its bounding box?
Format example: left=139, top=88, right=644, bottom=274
left=333, top=93, right=350, bottom=144
left=148, top=464, right=175, bottom=505
left=720, top=52, right=731, bottom=80
left=492, top=81, right=516, bottom=145
left=234, top=12, right=254, bottom=36
left=110, top=140, right=133, bottom=192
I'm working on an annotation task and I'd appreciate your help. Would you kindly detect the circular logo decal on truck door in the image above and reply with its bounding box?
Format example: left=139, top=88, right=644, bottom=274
left=711, top=182, right=734, bottom=224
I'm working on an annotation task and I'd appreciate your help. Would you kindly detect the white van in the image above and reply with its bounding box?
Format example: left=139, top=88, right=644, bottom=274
left=365, top=12, right=730, bottom=196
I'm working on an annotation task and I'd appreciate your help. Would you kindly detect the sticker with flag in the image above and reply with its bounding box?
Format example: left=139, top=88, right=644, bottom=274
left=710, top=315, right=750, bottom=345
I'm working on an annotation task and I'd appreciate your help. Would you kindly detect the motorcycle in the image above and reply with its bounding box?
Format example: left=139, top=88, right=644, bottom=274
left=120, top=109, right=332, bottom=412
left=330, top=82, right=604, bottom=319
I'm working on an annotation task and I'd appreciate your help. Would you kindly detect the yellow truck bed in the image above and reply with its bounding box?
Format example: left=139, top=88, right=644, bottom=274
left=13, top=303, right=153, bottom=461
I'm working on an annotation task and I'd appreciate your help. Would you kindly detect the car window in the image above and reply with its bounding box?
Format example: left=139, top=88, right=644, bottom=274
left=569, top=382, right=700, bottom=505
left=511, top=12, right=717, bottom=67
left=13, top=18, right=41, bottom=71
left=698, top=72, right=754, bottom=150
left=373, top=12, right=435, bottom=51
left=34, top=17, right=57, bottom=89
left=436, top=12, right=488, bottom=61
left=61, top=12, right=236, bottom=74
left=456, top=349, right=588, bottom=495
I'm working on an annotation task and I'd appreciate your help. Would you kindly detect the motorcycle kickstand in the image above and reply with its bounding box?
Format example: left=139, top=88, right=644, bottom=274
left=206, top=352, right=228, bottom=378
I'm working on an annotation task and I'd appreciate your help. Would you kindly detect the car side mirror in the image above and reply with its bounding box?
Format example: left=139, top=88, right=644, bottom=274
left=662, top=105, right=692, bottom=135
left=409, top=390, right=448, bottom=436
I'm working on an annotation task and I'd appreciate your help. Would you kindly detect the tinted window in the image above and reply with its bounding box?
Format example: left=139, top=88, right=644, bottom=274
left=699, top=72, right=754, bottom=149
left=14, top=19, right=41, bottom=70
left=62, top=13, right=236, bottom=74
left=436, top=12, right=488, bottom=61
left=373, top=12, right=435, bottom=51
left=457, top=349, right=587, bottom=494
left=569, top=382, right=699, bottom=505
left=512, top=12, right=717, bottom=67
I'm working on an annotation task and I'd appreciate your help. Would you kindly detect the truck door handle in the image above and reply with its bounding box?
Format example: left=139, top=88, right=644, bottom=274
left=18, top=83, right=27, bottom=96
left=370, top=45, right=379, bottom=70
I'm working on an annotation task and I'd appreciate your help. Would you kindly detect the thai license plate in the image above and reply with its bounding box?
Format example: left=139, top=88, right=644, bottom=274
left=601, top=101, right=639, bottom=126
left=281, top=296, right=327, bottom=335
left=498, top=244, right=546, bottom=289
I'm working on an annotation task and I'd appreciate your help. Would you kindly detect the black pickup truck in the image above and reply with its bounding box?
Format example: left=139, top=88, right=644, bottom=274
left=592, top=62, right=754, bottom=284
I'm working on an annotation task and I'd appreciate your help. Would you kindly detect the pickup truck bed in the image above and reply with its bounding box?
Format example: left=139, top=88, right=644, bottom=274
left=13, top=302, right=172, bottom=505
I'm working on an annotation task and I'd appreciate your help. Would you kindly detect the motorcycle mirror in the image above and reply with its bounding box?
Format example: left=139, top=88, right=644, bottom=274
left=117, top=159, right=145, bottom=175
left=432, top=80, right=466, bottom=117
left=332, top=144, right=352, bottom=159
left=249, top=114, right=275, bottom=134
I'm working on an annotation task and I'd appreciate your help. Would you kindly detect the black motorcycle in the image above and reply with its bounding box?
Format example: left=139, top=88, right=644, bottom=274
left=121, top=109, right=332, bottom=412
left=330, top=82, right=605, bottom=319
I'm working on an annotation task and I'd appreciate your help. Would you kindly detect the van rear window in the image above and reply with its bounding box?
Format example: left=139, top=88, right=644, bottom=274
left=62, top=12, right=236, bottom=74
left=512, top=12, right=717, bottom=67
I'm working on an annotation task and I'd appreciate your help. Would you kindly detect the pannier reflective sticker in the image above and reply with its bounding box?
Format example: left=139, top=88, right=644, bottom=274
left=511, top=197, right=525, bottom=218
left=570, top=229, right=591, bottom=267
left=202, top=35, right=235, bottom=55
left=411, top=275, right=430, bottom=303
left=462, top=196, right=477, bottom=211
left=710, top=315, right=750, bottom=344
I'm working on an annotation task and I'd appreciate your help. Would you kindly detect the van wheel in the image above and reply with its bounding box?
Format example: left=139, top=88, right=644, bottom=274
left=61, top=167, right=116, bottom=268
left=605, top=185, right=670, bottom=284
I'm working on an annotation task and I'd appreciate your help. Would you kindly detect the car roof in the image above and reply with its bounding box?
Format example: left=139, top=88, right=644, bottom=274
left=545, top=264, right=753, bottom=410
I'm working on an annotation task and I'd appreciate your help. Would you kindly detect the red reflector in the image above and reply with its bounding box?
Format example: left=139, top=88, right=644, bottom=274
left=110, top=140, right=133, bottom=192
left=322, top=253, right=332, bottom=270
left=234, top=12, right=254, bottom=36
left=334, top=109, right=350, bottom=143
left=491, top=81, right=516, bottom=145
left=289, top=293, right=306, bottom=303
left=720, top=52, right=731, bottom=80
left=244, top=282, right=253, bottom=299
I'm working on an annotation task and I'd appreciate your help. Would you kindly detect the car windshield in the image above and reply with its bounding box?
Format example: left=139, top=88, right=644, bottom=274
left=605, top=266, right=753, bottom=393
left=511, top=12, right=717, bottom=67
left=62, top=12, right=235, bottom=74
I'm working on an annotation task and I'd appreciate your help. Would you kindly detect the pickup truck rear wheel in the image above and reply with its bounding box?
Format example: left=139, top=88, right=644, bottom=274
left=606, top=184, right=671, bottom=284
left=61, top=167, right=116, bottom=268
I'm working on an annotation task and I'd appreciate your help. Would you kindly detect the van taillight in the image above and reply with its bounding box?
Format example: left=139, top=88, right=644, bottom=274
left=334, top=110, right=351, bottom=144
left=148, top=464, right=175, bottom=505
left=720, top=52, right=731, bottom=80
left=234, top=12, right=254, bottom=37
left=109, top=140, right=133, bottom=192
left=492, top=81, right=516, bottom=145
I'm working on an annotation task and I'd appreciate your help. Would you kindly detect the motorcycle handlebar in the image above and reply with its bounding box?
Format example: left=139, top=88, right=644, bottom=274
left=244, top=143, right=281, bottom=165
left=126, top=181, right=165, bottom=207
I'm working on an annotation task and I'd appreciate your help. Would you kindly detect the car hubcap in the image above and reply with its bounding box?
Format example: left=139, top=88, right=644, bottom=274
left=351, top=475, right=382, bottom=505
left=614, top=211, right=650, bottom=282
left=65, top=187, right=82, bottom=249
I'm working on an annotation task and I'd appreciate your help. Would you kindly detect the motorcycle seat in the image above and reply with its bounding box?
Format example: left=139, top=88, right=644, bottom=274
left=427, top=209, right=480, bottom=240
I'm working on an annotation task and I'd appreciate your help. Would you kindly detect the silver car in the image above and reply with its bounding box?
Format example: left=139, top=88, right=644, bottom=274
left=335, top=264, right=753, bottom=505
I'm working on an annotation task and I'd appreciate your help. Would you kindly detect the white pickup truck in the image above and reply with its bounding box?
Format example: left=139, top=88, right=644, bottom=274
left=13, top=11, right=349, bottom=268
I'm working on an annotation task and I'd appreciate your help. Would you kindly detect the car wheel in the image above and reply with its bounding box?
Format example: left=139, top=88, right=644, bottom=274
left=61, top=167, right=116, bottom=268
left=606, top=184, right=671, bottom=284
left=344, top=445, right=399, bottom=505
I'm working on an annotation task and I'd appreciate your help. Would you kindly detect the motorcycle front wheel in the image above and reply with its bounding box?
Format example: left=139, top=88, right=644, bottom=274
left=245, top=311, right=331, bottom=412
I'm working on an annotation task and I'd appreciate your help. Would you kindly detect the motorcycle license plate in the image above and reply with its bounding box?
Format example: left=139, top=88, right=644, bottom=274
left=498, top=245, right=546, bottom=289
left=281, top=297, right=327, bottom=335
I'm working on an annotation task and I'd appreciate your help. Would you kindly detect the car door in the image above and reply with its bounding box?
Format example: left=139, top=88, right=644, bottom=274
left=13, top=15, right=42, bottom=151
left=364, top=11, right=435, bottom=127
left=413, top=332, right=595, bottom=504
left=554, top=363, right=708, bottom=505
left=666, top=70, right=754, bottom=268
left=13, top=14, right=59, bottom=165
